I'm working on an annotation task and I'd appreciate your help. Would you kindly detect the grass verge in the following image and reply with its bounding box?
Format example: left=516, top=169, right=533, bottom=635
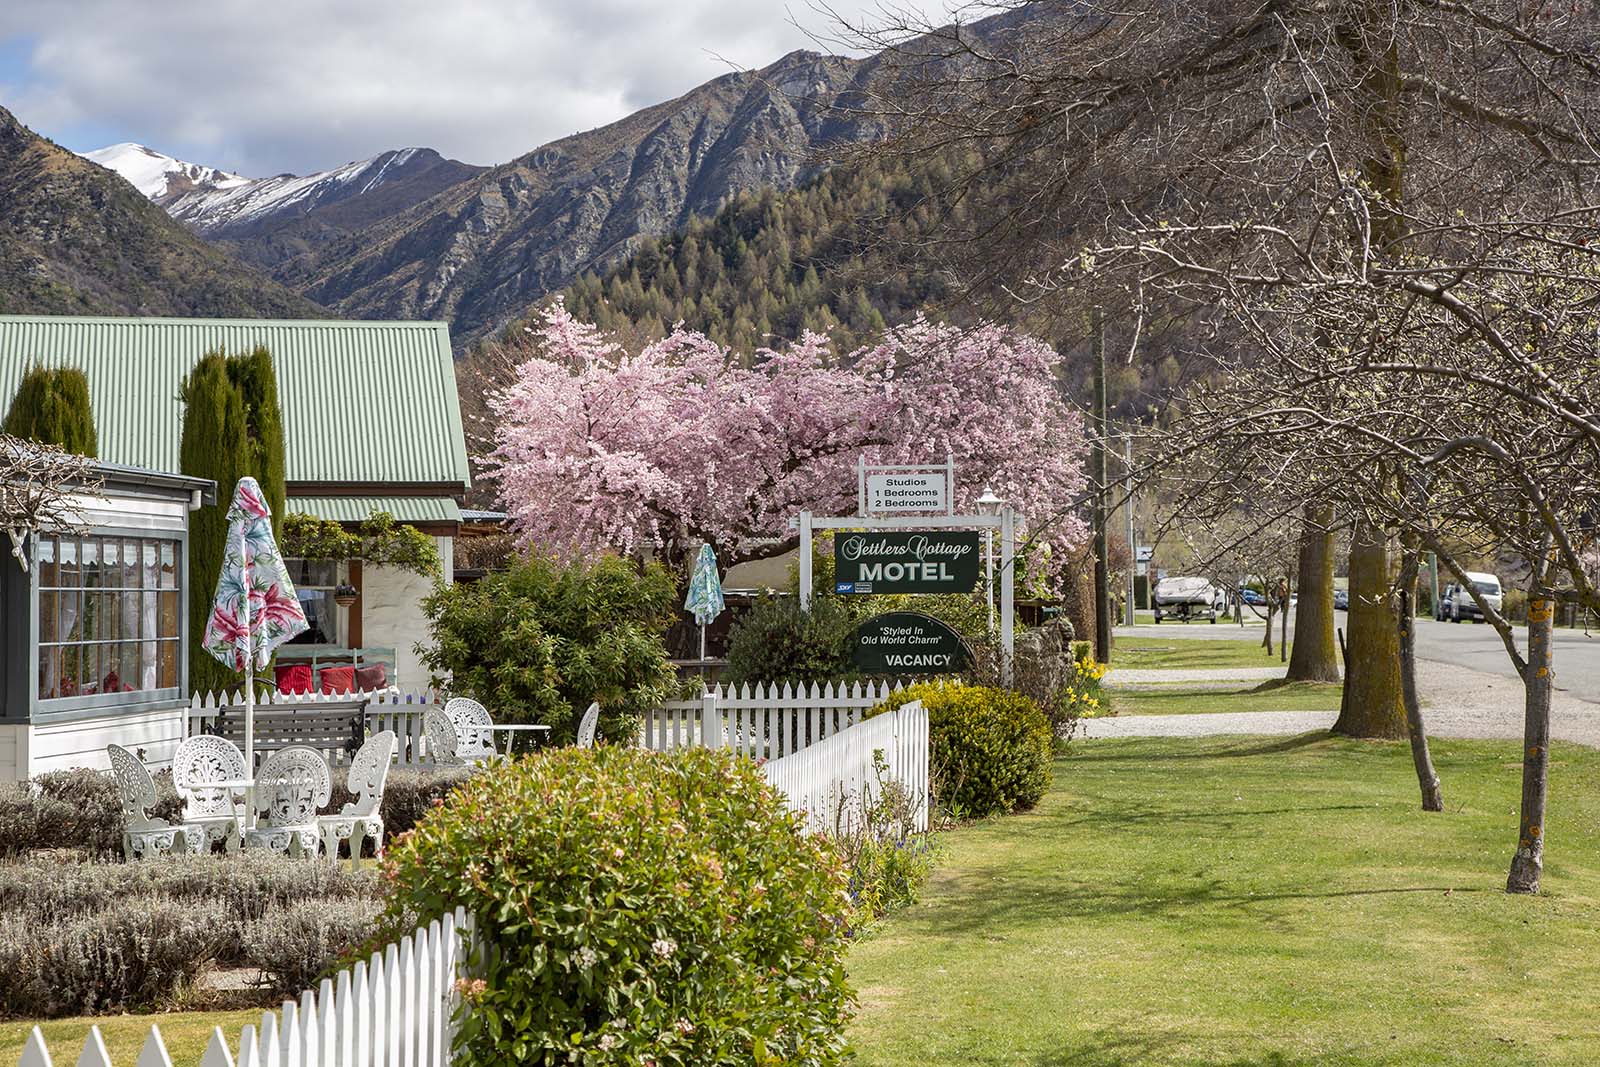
left=0, top=1009, right=266, bottom=1064
left=847, top=734, right=1600, bottom=1066
left=1108, top=680, right=1343, bottom=716
left=1113, top=636, right=1294, bottom=670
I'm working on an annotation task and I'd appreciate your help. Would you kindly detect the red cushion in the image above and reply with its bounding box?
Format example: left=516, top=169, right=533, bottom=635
left=320, top=665, right=356, bottom=695
left=355, top=663, right=387, bottom=691
left=275, top=664, right=313, bottom=694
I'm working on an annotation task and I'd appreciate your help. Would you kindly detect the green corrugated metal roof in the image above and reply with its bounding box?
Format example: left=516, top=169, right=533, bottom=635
left=0, top=316, right=470, bottom=488
left=287, top=496, right=463, bottom=524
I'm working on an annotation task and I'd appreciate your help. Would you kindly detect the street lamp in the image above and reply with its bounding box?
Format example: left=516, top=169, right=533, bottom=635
left=977, top=487, right=1004, bottom=632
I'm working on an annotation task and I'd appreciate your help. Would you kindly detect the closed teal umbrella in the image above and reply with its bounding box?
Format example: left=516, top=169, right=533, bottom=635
left=683, top=543, right=725, bottom=661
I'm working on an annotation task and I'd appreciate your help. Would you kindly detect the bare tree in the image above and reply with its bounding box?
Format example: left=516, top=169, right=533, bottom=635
left=0, top=434, right=94, bottom=570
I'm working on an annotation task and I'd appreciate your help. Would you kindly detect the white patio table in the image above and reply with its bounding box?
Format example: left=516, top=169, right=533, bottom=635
left=487, top=723, right=550, bottom=756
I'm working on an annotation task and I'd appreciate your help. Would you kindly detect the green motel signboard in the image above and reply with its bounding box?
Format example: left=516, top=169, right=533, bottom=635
left=834, top=531, right=981, bottom=594
left=853, top=612, right=970, bottom=673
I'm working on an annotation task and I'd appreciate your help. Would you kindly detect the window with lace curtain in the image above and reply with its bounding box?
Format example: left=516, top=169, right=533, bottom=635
left=36, top=534, right=181, bottom=701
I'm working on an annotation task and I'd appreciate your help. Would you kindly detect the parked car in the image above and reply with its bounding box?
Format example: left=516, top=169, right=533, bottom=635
left=1241, top=588, right=1265, bottom=607
left=1334, top=588, right=1349, bottom=611
left=1153, top=576, right=1228, bottom=623
left=1440, top=572, right=1503, bottom=623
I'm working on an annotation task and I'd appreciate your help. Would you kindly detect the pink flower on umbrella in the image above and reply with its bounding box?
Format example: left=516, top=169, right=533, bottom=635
left=207, top=603, right=250, bottom=669
left=237, top=482, right=270, bottom=519
left=258, top=582, right=302, bottom=628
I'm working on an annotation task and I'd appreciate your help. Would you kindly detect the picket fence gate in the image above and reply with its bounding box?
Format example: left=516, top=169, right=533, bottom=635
left=639, top=680, right=918, bottom=759
left=760, top=700, right=930, bottom=835
left=16, top=909, right=474, bottom=1067
left=186, top=689, right=449, bottom=768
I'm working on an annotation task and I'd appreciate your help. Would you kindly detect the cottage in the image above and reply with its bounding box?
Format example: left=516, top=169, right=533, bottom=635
left=0, top=316, right=471, bottom=735
left=0, top=455, right=215, bottom=779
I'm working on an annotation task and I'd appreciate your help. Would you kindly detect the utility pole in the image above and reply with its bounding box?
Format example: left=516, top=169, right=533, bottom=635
left=1124, top=433, right=1137, bottom=624
left=1091, top=308, right=1111, bottom=663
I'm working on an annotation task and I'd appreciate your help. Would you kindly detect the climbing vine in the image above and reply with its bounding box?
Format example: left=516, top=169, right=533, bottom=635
left=282, top=510, right=442, bottom=577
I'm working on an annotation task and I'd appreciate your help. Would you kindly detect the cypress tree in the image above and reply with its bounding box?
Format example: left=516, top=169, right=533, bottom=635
left=179, top=347, right=288, bottom=696
left=226, top=346, right=287, bottom=527
left=3, top=364, right=98, bottom=456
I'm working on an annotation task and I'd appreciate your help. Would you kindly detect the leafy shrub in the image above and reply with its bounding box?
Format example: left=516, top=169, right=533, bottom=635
left=831, top=757, right=937, bottom=928
left=242, top=898, right=384, bottom=995
left=723, top=594, right=858, bottom=686
left=0, top=899, right=228, bottom=1017
left=341, top=767, right=471, bottom=845
left=848, top=836, right=937, bottom=925
left=384, top=746, right=854, bottom=1066
left=421, top=553, right=678, bottom=743
left=870, top=683, right=1053, bottom=818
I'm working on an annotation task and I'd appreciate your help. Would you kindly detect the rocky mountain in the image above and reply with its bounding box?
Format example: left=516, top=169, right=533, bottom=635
left=84, top=144, right=485, bottom=277
left=268, top=49, right=884, bottom=346
left=0, top=107, right=327, bottom=319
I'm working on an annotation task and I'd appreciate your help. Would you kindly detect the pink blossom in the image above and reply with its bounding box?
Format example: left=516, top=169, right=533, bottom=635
left=486, top=302, right=1089, bottom=587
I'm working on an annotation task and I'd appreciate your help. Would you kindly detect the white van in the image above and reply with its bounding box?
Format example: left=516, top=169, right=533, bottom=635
left=1441, top=571, right=1503, bottom=623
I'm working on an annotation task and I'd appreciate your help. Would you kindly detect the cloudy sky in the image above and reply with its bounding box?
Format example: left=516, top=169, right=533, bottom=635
left=0, top=0, right=948, bottom=178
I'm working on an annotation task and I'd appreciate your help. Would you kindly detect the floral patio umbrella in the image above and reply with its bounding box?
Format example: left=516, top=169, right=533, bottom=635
left=683, top=542, right=725, bottom=662
left=202, top=477, right=308, bottom=822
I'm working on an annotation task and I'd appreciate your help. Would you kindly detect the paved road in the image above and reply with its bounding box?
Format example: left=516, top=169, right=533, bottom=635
left=1116, top=614, right=1600, bottom=704
left=1084, top=659, right=1600, bottom=747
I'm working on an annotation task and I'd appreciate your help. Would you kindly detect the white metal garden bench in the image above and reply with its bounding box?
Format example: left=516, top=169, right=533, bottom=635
left=425, top=697, right=551, bottom=765
left=170, top=734, right=249, bottom=853
left=244, top=745, right=331, bottom=857
left=106, top=744, right=185, bottom=860
left=318, top=730, right=396, bottom=864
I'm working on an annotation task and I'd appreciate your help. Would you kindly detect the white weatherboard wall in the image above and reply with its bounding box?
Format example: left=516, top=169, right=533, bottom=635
left=27, top=706, right=186, bottom=777
left=361, top=537, right=451, bottom=690
left=0, top=727, right=19, bottom=783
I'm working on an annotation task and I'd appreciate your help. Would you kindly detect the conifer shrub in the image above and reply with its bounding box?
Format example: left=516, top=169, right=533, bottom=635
left=180, top=348, right=288, bottom=696
left=383, top=746, right=855, bottom=1066
left=869, top=683, right=1053, bottom=819
left=2, top=363, right=97, bottom=456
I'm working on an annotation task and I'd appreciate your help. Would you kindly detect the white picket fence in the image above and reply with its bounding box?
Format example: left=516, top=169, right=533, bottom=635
left=639, top=681, right=915, bottom=759
left=760, top=700, right=930, bottom=835
left=186, top=689, right=447, bottom=768
left=16, top=908, right=474, bottom=1067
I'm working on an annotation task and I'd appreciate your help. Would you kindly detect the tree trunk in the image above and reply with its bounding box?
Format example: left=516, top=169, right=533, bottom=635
left=1395, top=547, right=1442, bottom=811
left=1332, top=522, right=1407, bottom=738
left=1507, top=595, right=1555, bottom=894
left=1090, top=308, right=1112, bottom=663
left=1287, top=505, right=1341, bottom=681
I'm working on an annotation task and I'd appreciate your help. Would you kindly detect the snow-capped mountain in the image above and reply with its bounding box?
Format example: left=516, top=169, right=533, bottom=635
left=81, top=142, right=252, bottom=200
left=162, top=147, right=458, bottom=232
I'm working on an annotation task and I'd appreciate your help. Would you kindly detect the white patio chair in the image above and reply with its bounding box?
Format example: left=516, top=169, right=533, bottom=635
left=106, top=744, right=185, bottom=860
left=244, top=746, right=331, bottom=857
left=576, top=701, right=601, bottom=748
left=170, top=734, right=248, bottom=853
left=442, top=697, right=498, bottom=764
left=319, top=730, right=396, bottom=864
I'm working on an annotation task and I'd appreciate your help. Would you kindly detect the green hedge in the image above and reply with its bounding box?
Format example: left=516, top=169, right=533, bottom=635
left=384, top=746, right=854, bottom=1066
left=870, top=683, right=1053, bottom=819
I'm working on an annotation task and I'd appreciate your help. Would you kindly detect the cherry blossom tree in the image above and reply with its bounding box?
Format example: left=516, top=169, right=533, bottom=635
left=485, top=302, right=1088, bottom=586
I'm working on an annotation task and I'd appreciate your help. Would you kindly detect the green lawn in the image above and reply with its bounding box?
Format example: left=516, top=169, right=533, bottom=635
left=848, top=735, right=1600, bottom=1066
left=1113, top=636, right=1292, bottom=670
left=0, top=1009, right=265, bottom=1065
left=1108, top=680, right=1342, bottom=716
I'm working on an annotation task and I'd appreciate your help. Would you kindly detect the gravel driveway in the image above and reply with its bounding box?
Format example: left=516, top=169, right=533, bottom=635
left=1083, top=657, right=1600, bottom=748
